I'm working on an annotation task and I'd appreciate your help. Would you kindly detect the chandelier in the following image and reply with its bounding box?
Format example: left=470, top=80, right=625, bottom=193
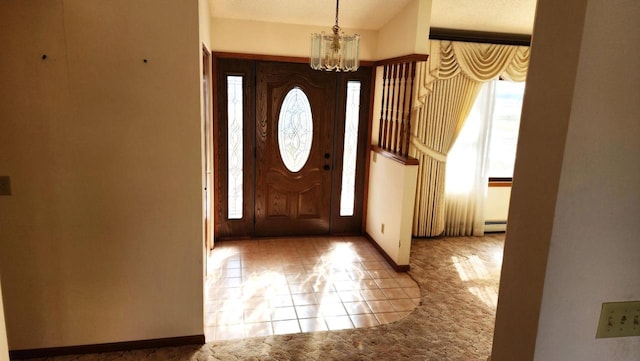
left=310, top=0, right=360, bottom=72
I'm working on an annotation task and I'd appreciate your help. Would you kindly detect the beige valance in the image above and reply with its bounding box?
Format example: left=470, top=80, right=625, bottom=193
left=416, top=40, right=530, bottom=107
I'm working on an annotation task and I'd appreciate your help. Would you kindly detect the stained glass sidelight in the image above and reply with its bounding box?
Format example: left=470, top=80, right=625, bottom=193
left=340, top=81, right=361, bottom=216
left=278, top=87, right=313, bottom=173
left=227, top=76, right=243, bottom=219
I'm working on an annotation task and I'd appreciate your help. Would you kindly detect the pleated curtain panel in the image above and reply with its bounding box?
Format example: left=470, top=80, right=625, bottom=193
left=409, top=40, right=529, bottom=237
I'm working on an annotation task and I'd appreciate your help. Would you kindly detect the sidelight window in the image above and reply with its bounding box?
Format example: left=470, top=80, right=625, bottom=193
left=227, top=75, right=243, bottom=219
left=340, top=81, right=361, bottom=216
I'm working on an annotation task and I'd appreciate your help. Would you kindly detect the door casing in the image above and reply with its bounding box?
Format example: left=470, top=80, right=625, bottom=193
left=213, top=57, right=372, bottom=238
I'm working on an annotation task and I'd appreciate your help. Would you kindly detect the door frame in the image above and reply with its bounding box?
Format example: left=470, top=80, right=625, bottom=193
left=213, top=54, right=373, bottom=239
left=202, top=45, right=214, bottom=251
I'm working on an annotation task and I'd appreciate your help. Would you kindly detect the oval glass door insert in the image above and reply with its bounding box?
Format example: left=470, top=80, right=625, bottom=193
left=278, top=87, right=313, bottom=172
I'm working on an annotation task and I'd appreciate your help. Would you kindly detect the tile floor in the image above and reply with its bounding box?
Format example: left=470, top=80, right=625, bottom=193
left=22, top=234, right=505, bottom=361
left=204, top=236, right=421, bottom=341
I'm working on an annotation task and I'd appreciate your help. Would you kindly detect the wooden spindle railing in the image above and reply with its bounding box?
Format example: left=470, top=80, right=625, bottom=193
left=377, top=60, right=417, bottom=158
left=389, top=65, right=398, bottom=152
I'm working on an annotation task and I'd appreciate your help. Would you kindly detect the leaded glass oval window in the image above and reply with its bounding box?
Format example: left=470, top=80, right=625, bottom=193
left=278, top=87, right=313, bottom=172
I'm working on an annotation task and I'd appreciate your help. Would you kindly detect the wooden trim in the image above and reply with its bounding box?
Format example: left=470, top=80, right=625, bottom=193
left=374, top=54, right=429, bottom=67
left=215, top=235, right=255, bottom=242
left=485, top=220, right=507, bottom=234
left=488, top=177, right=513, bottom=187
left=364, top=233, right=410, bottom=272
left=489, top=181, right=512, bottom=187
left=371, top=145, right=419, bottom=165
left=212, top=51, right=375, bottom=66
left=212, top=53, right=220, bottom=237
left=485, top=220, right=507, bottom=225
left=202, top=44, right=214, bottom=251
left=9, top=335, right=205, bottom=360
left=361, top=69, right=377, bottom=232
left=429, top=27, right=531, bottom=46
left=489, top=177, right=513, bottom=182
left=202, top=44, right=211, bottom=56
left=214, top=51, right=308, bottom=64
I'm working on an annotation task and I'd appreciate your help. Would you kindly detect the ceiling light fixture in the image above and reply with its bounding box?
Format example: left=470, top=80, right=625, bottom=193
left=310, top=0, right=360, bottom=72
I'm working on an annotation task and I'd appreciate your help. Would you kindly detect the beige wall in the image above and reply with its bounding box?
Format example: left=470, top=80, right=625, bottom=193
left=365, top=0, right=428, bottom=257
left=365, top=152, right=418, bottom=266
left=210, top=0, right=431, bottom=61
left=485, top=188, right=511, bottom=222
left=376, top=0, right=431, bottom=59
left=492, top=0, right=640, bottom=360
left=0, top=0, right=204, bottom=349
left=533, top=0, right=640, bottom=359
left=199, top=0, right=212, bottom=49
left=484, top=187, right=511, bottom=232
left=211, top=18, right=379, bottom=60
left=491, top=0, right=588, bottom=357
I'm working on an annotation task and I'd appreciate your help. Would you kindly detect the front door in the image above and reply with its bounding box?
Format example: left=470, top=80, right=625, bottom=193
left=255, top=62, right=336, bottom=236
left=214, top=58, right=371, bottom=239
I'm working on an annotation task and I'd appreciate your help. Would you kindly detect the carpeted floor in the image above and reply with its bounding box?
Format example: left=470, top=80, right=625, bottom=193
left=20, top=234, right=504, bottom=361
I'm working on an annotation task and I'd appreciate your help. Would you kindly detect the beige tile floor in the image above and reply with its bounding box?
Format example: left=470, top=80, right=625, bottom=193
left=205, top=236, right=421, bottom=341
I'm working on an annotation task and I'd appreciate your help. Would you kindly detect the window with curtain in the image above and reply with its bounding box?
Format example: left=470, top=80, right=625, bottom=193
left=487, top=80, right=526, bottom=179
left=443, top=82, right=493, bottom=236
left=444, top=79, right=525, bottom=236
left=447, top=79, right=525, bottom=185
left=413, top=40, right=530, bottom=237
left=445, top=83, right=492, bottom=196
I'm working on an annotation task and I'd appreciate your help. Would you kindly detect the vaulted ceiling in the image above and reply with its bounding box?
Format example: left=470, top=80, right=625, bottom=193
left=209, top=0, right=537, bottom=35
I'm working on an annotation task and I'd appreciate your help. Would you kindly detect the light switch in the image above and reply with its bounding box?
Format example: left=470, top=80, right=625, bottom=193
left=596, top=301, right=640, bottom=338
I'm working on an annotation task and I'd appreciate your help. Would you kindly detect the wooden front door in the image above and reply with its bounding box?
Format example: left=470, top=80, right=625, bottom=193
left=214, top=57, right=371, bottom=239
left=255, top=62, right=335, bottom=236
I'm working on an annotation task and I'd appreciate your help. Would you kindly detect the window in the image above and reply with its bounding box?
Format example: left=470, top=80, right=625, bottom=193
left=278, top=87, right=313, bottom=173
left=227, top=75, right=243, bottom=219
left=340, top=81, right=361, bottom=216
left=486, top=81, right=526, bottom=179
left=447, top=79, right=525, bottom=195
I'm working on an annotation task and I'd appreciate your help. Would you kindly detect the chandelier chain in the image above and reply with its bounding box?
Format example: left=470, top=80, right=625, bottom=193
left=334, top=0, right=340, bottom=30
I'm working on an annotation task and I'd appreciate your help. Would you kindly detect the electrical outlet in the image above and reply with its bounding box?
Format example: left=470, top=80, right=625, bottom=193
left=0, top=176, right=11, bottom=196
left=596, top=301, right=640, bottom=338
left=381, top=223, right=385, bottom=234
